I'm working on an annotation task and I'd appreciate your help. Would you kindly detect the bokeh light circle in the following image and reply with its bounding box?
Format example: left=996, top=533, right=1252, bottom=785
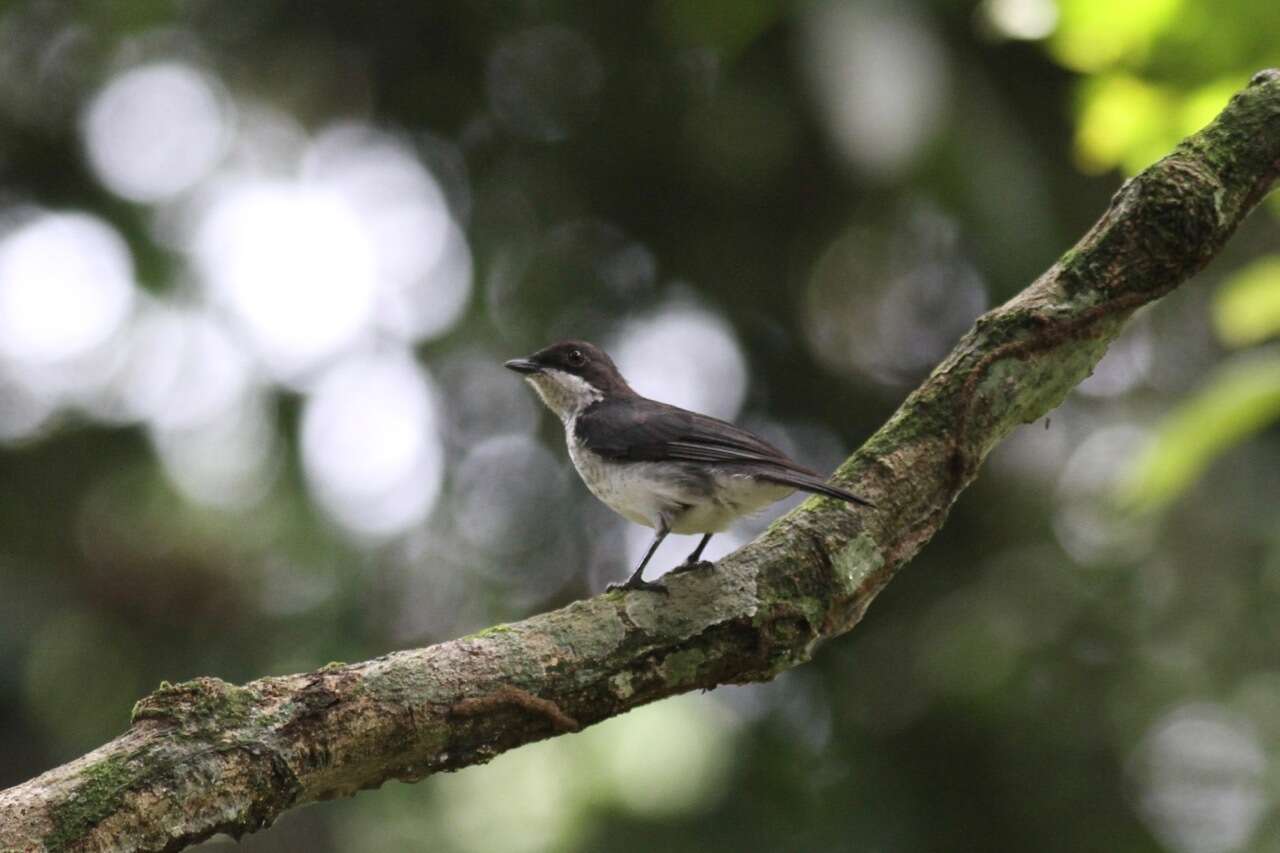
left=301, top=348, right=444, bottom=538
left=195, top=181, right=378, bottom=380
left=611, top=302, right=748, bottom=421
left=0, top=212, right=136, bottom=365
left=83, top=62, right=232, bottom=203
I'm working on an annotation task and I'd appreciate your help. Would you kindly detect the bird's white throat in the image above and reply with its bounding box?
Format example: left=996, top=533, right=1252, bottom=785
left=523, top=368, right=602, bottom=423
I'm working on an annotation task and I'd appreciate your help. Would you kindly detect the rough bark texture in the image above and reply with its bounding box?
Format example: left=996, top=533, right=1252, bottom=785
left=3, top=70, right=1279, bottom=853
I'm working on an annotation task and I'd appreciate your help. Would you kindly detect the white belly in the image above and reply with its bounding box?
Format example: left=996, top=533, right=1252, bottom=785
left=666, top=474, right=792, bottom=533
left=566, top=429, right=791, bottom=533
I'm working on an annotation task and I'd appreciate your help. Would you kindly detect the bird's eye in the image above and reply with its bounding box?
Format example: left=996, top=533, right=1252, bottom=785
left=567, top=349, right=586, bottom=367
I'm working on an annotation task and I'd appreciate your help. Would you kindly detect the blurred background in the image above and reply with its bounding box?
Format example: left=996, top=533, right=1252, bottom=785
left=0, top=0, right=1278, bottom=850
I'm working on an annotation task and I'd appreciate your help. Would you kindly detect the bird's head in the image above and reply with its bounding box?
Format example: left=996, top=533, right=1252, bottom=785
left=505, top=340, right=631, bottom=421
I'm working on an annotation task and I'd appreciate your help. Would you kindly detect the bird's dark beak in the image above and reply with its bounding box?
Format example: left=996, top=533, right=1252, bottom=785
left=504, top=357, right=542, bottom=375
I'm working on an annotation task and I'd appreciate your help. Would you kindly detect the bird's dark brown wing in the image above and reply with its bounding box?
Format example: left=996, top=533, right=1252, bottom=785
left=575, top=397, right=793, bottom=464
left=575, top=397, right=875, bottom=508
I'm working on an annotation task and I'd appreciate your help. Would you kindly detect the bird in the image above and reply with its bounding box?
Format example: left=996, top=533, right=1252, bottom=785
left=505, top=339, right=875, bottom=593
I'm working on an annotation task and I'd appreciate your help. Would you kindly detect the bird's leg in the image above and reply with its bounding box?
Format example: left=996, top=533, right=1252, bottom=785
left=607, top=522, right=670, bottom=594
left=669, top=533, right=714, bottom=575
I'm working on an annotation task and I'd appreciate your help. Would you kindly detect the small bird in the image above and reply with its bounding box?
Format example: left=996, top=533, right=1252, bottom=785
left=505, top=340, right=875, bottom=593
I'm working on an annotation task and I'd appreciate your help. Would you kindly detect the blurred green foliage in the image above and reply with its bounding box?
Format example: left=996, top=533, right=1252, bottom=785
left=1121, top=357, right=1280, bottom=508
left=1055, top=0, right=1280, bottom=512
left=0, top=1, right=1277, bottom=851
left=1215, top=257, right=1280, bottom=348
left=1059, top=0, right=1280, bottom=174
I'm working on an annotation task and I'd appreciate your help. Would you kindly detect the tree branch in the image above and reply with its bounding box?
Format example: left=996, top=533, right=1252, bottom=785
left=4, top=70, right=1279, bottom=852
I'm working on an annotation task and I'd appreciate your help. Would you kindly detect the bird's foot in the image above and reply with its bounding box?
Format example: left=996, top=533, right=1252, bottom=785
left=668, top=559, right=714, bottom=576
left=606, top=576, right=669, bottom=594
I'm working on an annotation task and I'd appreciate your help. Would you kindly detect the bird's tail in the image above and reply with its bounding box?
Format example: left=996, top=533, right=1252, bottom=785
left=757, top=470, right=876, bottom=509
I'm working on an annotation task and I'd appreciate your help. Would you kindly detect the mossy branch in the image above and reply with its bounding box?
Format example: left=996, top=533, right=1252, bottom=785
left=3, top=70, right=1279, bottom=852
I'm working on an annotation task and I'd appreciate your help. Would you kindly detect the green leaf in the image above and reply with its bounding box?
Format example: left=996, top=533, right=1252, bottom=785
left=1074, top=74, right=1175, bottom=174
left=1073, top=75, right=1239, bottom=175
left=1050, top=0, right=1183, bottom=72
left=1214, top=256, right=1280, bottom=347
left=1119, top=355, right=1280, bottom=508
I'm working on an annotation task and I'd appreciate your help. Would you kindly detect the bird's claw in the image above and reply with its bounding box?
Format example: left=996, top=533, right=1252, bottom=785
left=607, top=577, right=669, bottom=594
left=669, top=559, right=714, bottom=576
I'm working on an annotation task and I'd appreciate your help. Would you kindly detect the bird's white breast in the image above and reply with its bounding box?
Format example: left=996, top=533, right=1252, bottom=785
left=564, top=418, right=791, bottom=534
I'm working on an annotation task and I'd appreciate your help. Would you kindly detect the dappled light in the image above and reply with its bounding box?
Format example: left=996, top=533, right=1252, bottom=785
left=195, top=180, right=380, bottom=379
left=83, top=62, right=233, bottom=203
left=115, top=302, right=256, bottom=431
left=611, top=301, right=748, bottom=420
left=804, top=203, right=988, bottom=386
left=1077, top=320, right=1154, bottom=398
left=301, top=349, right=445, bottom=538
left=451, top=434, right=569, bottom=558
left=1053, top=424, right=1156, bottom=564
left=0, top=212, right=138, bottom=441
left=978, top=0, right=1060, bottom=40
left=801, top=2, right=948, bottom=179
left=1131, top=704, right=1268, bottom=853
left=0, top=212, right=135, bottom=368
